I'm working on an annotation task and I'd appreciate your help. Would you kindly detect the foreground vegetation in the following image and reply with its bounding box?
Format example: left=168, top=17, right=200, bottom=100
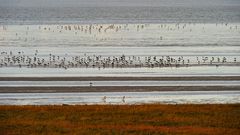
left=0, top=104, right=239, bottom=135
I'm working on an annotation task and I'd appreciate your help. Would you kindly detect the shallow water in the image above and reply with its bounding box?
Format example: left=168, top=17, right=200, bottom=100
left=0, top=0, right=239, bottom=106
left=0, top=0, right=239, bottom=77
left=0, top=66, right=239, bottom=77
left=0, top=91, right=239, bottom=105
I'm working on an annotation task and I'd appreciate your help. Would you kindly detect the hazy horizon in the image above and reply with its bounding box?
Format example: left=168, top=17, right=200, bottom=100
left=1, top=0, right=240, bottom=24
left=0, top=0, right=240, bottom=7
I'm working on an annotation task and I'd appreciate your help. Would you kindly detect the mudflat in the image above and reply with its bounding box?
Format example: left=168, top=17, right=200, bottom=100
left=0, top=86, right=240, bottom=93
left=1, top=76, right=239, bottom=93
left=1, top=76, right=240, bottom=81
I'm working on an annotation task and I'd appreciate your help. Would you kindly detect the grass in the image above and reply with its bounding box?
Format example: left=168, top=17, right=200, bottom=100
left=0, top=104, right=240, bottom=135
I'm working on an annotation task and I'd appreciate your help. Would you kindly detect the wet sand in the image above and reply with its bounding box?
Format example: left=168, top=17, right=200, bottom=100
left=1, top=76, right=240, bottom=81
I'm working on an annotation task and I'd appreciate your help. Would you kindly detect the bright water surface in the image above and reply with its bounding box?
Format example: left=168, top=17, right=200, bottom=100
left=1, top=80, right=240, bottom=87
left=0, top=91, right=239, bottom=105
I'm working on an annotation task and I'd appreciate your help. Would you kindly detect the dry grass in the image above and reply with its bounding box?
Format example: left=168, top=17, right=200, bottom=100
left=0, top=104, right=240, bottom=135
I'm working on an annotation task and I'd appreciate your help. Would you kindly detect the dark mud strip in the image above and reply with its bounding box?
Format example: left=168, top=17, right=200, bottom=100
left=0, top=76, right=240, bottom=81
left=0, top=86, right=239, bottom=93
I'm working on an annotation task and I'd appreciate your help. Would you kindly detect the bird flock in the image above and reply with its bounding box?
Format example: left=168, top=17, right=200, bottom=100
left=0, top=51, right=239, bottom=69
left=1, top=23, right=239, bottom=45
left=0, top=23, right=239, bottom=69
